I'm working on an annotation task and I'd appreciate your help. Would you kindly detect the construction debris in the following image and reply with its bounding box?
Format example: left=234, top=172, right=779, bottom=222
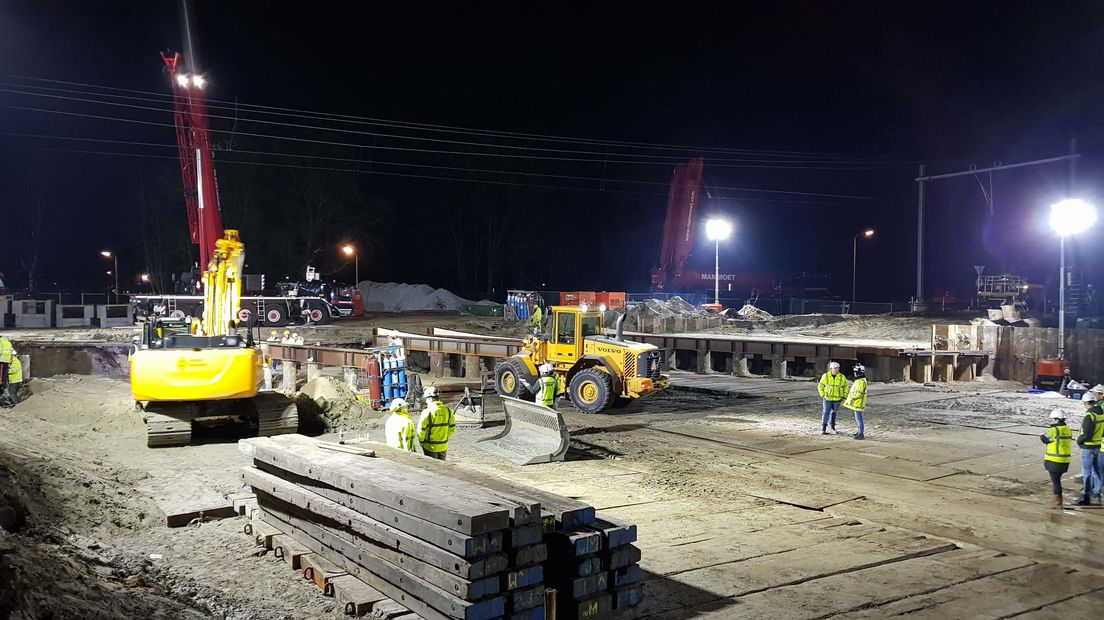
left=358, top=281, right=490, bottom=313
left=239, top=434, right=642, bottom=619
left=733, top=303, right=773, bottom=321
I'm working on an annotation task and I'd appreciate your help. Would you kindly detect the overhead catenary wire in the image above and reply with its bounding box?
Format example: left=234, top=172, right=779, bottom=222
left=2, top=132, right=879, bottom=200
left=0, top=86, right=911, bottom=169
left=0, top=73, right=920, bottom=163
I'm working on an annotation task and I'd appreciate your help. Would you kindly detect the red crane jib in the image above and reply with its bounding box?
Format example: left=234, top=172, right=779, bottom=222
left=651, top=158, right=704, bottom=291
left=162, top=52, right=223, bottom=270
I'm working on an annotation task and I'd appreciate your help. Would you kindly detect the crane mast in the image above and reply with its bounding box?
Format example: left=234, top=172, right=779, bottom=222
left=650, top=158, right=704, bottom=292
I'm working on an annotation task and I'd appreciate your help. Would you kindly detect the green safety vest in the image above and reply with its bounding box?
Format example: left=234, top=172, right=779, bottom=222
left=843, top=377, right=868, bottom=412
left=1044, top=424, right=1072, bottom=464
left=0, top=338, right=12, bottom=365
left=386, top=410, right=417, bottom=452
left=537, top=375, right=560, bottom=407
left=6, top=356, right=21, bottom=384
left=1083, top=410, right=1104, bottom=447
left=418, top=400, right=456, bottom=453
left=818, top=372, right=849, bottom=401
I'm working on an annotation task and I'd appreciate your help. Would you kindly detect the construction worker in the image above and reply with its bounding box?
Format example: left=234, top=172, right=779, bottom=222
left=817, top=361, right=849, bottom=434
left=385, top=398, right=417, bottom=452
left=1093, top=384, right=1104, bottom=402
left=530, top=363, right=561, bottom=408
left=1041, top=409, right=1073, bottom=508
left=1075, top=391, right=1104, bottom=505
left=842, top=363, right=868, bottom=440
left=530, top=304, right=543, bottom=332
left=1, top=353, right=22, bottom=408
left=417, top=386, right=456, bottom=460
left=0, top=336, right=13, bottom=396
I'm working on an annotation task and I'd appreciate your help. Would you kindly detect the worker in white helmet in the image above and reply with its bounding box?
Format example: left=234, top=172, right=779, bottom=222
left=417, top=385, right=456, bottom=460
left=1075, top=391, right=1104, bottom=505
left=816, top=361, right=849, bottom=434
left=530, top=363, right=561, bottom=409
left=384, top=398, right=417, bottom=452
left=1093, top=384, right=1104, bottom=401
left=1041, top=409, right=1073, bottom=508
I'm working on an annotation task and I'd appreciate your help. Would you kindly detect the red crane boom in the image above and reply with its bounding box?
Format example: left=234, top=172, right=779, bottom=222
left=162, top=51, right=223, bottom=270
left=650, top=158, right=704, bottom=292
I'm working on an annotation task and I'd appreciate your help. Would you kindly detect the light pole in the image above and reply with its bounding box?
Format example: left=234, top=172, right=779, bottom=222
left=101, top=250, right=118, bottom=303
left=852, top=229, right=874, bottom=303
left=705, top=219, right=733, bottom=306
left=1049, top=199, right=1097, bottom=359
left=342, top=244, right=358, bottom=285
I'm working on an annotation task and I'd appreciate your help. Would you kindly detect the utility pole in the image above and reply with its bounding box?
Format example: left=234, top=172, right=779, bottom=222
left=915, top=164, right=925, bottom=308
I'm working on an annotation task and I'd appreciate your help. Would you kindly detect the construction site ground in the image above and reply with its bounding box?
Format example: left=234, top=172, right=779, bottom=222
left=3, top=362, right=1102, bottom=618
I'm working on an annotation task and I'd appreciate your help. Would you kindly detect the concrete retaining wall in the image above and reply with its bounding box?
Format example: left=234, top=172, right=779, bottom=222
left=979, top=326, right=1104, bottom=383
left=11, top=342, right=130, bottom=378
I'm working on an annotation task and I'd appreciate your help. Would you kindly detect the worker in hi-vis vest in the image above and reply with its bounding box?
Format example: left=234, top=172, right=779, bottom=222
left=530, top=363, right=561, bottom=408
left=417, top=386, right=456, bottom=460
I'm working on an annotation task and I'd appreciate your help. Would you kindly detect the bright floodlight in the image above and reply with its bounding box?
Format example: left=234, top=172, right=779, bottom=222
left=191, top=74, right=206, bottom=88
left=705, top=218, right=732, bottom=241
left=342, top=245, right=355, bottom=255
left=1050, top=199, right=1097, bottom=236
left=100, top=250, right=112, bottom=257
left=175, top=74, right=189, bottom=88
left=140, top=273, right=150, bottom=282
left=864, top=229, right=875, bottom=237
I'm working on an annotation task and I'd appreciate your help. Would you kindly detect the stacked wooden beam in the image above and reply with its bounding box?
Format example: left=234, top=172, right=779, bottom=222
left=543, top=516, right=642, bottom=619
left=239, top=435, right=643, bottom=619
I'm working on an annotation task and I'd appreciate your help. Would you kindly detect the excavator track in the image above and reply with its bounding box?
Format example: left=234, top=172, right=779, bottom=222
left=251, top=392, right=299, bottom=437
left=140, top=392, right=298, bottom=448
left=142, top=402, right=200, bottom=448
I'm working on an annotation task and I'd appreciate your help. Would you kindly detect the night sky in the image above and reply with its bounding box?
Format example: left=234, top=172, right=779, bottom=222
left=1, top=1, right=1102, bottom=304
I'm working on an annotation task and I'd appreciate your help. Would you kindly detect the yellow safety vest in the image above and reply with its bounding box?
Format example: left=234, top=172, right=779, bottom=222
left=530, top=306, right=542, bottom=327
left=843, top=377, right=868, bottom=412
left=418, top=400, right=456, bottom=453
left=818, top=372, right=848, bottom=401
left=1083, top=410, right=1104, bottom=447
left=537, top=375, right=560, bottom=407
left=1044, top=424, right=1072, bottom=464
left=0, top=338, right=12, bottom=365
left=7, top=356, right=22, bottom=384
left=385, top=410, right=417, bottom=452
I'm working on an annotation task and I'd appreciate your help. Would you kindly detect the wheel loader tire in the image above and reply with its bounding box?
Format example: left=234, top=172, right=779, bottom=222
left=569, top=368, right=612, bottom=414
left=495, top=360, right=528, bottom=399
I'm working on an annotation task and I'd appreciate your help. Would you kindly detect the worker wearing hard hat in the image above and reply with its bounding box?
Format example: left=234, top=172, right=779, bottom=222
left=1, top=351, right=23, bottom=408
left=1075, top=391, right=1104, bottom=505
left=530, top=305, right=543, bottom=333
left=0, top=336, right=12, bottom=393
left=817, top=361, right=849, bottom=435
left=841, top=364, right=868, bottom=440
left=530, top=363, right=561, bottom=409
left=417, top=386, right=456, bottom=460
left=1093, top=384, right=1104, bottom=402
left=1041, top=409, right=1073, bottom=508
left=385, top=398, right=417, bottom=452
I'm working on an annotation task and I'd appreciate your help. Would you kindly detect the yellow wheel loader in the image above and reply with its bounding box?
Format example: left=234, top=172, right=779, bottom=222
left=129, top=231, right=297, bottom=447
left=494, top=306, right=669, bottom=413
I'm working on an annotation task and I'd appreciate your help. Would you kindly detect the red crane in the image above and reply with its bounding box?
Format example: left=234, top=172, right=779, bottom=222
left=162, top=51, right=223, bottom=271
left=650, top=158, right=704, bottom=292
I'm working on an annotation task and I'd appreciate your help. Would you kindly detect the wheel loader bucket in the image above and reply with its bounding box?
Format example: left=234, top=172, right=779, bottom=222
left=475, top=396, right=570, bottom=465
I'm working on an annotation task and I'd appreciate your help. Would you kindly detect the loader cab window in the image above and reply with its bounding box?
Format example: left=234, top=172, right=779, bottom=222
left=581, top=316, right=601, bottom=338
left=556, top=312, right=576, bottom=345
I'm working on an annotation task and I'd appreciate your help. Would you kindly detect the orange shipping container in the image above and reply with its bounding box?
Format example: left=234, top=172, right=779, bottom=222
left=559, top=291, right=597, bottom=306
left=595, top=292, right=626, bottom=310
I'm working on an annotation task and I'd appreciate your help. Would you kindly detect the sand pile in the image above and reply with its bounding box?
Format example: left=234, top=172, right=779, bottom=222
left=295, top=376, right=382, bottom=433
left=357, top=281, right=477, bottom=313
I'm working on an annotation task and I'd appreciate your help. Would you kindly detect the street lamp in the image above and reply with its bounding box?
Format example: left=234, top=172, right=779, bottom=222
left=341, top=244, right=359, bottom=285
left=852, top=229, right=875, bottom=303
left=705, top=219, right=733, bottom=306
left=1050, top=199, right=1097, bottom=359
left=100, top=250, right=118, bottom=302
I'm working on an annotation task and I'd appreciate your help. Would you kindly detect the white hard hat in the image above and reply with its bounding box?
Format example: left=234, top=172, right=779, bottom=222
left=1082, top=392, right=1096, bottom=403
left=389, top=398, right=408, bottom=411
left=423, top=385, right=439, bottom=399
left=1093, top=384, right=1104, bottom=394
left=539, top=363, right=554, bottom=375
left=828, top=362, right=840, bottom=370
left=1050, top=409, right=1067, bottom=420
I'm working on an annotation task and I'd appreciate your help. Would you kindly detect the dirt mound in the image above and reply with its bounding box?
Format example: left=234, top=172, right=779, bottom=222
left=734, top=304, right=773, bottom=321
left=295, top=376, right=383, bottom=433
left=357, top=281, right=475, bottom=312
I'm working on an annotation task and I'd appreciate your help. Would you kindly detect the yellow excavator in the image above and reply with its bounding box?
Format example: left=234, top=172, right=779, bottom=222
left=494, top=305, right=670, bottom=413
left=130, top=230, right=297, bottom=447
